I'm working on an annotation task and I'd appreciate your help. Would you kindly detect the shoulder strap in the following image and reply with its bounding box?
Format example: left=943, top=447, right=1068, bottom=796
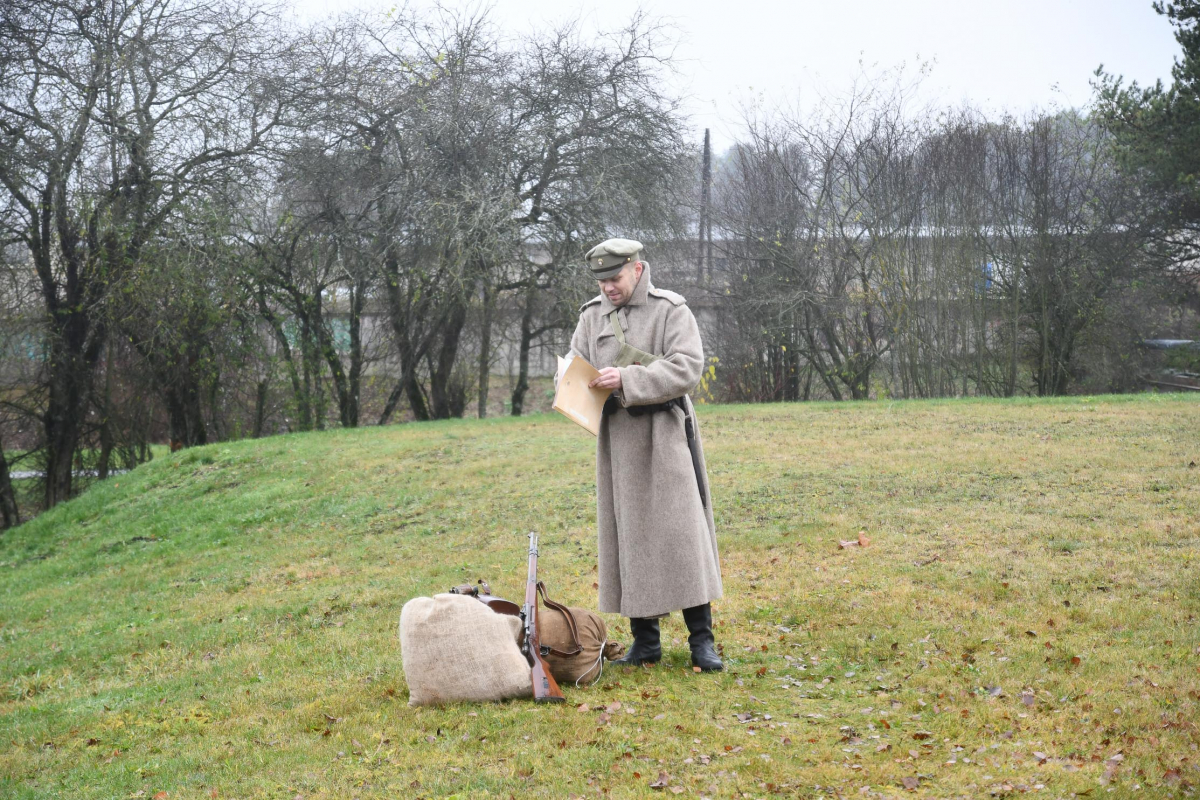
left=608, top=309, right=626, bottom=345
left=537, top=581, right=583, bottom=657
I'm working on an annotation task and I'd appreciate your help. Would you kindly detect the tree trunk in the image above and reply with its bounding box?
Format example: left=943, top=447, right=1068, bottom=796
left=510, top=286, right=536, bottom=416
left=163, top=376, right=208, bottom=448
left=254, top=380, right=269, bottom=438
left=1006, top=269, right=1021, bottom=397
left=405, top=370, right=430, bottom=422
left=97, top=339, right=115, bottom=480
left=0, top=438, right=19, bottom=530
left=256, top=295, right=311, bottom=431
left=308, top=297, right=353, bottom=428
left=378, top=377, right=405, bottom=426
left=477, top=283, right=496, bottom=418
left=429, top=299, right=468, bottom=419
left=42, top=337, right=92, bottom=508
left=344, top=276, right=367, bottom=428
left=301, top=322, right=326, bottom=430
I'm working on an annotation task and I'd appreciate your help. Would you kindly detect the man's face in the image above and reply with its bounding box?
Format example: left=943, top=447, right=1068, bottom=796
left=598, top=262, right=643, bottom=307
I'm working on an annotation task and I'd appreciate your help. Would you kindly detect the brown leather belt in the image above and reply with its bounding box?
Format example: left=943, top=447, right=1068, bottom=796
left=602, top=395, right=682, bottom=417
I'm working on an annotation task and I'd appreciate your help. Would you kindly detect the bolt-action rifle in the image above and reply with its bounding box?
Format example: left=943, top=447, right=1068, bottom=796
left=523, top=533, right=565, bottom=702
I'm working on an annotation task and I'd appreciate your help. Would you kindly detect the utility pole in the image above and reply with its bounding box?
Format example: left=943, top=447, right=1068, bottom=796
left=699, top=128, right=713, bottom=284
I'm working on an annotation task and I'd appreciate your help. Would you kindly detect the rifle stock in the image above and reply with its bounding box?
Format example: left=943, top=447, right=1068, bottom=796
left=524, top=533, right=565, bottom=703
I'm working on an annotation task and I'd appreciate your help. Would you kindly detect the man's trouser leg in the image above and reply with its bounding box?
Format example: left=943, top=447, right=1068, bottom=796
left=612, top=617, right=661, bottom=666
left=682, top=603, right=724, bottom=672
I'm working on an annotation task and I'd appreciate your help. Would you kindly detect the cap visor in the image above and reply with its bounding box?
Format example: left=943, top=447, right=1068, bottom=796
left=590, top=265, right=625, bottom=280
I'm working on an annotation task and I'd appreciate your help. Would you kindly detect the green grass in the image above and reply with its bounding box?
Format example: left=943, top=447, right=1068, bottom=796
left=5, top=445, right=169, bottom=523
left=1, top=395, right=1198, bottom=799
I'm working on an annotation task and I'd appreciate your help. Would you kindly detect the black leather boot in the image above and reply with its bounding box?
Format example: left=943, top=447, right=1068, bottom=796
left=682, top=603, right=723, bottom=672
left=612, top=617, right=661, bottom=666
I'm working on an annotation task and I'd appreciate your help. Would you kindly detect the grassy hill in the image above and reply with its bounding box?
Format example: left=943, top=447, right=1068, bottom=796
left=1, top=395, right=1197, bottom=799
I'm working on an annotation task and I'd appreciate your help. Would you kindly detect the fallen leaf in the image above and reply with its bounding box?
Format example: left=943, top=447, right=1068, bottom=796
left=153, top=793, right=168, bottom=800
left=649, top=771, right=671, bottom=789
left=857, top=532, right=871, bottom=547
left=576, top=704, right=589, bottom=713
left=912, top=731, right=932, bottom=740
left=901, top=776, right=920, bottom=791
left=1033, top=751, right=1049, bottom=763
left=1071, top=655, right=1082, bottom=666
left=1020, top=691, right=1036, bottom=708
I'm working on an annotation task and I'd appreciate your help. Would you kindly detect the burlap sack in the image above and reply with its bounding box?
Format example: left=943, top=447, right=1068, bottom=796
left=541, top=605, right=626, bottom=686
left=399, top=594, right=532, bottom=706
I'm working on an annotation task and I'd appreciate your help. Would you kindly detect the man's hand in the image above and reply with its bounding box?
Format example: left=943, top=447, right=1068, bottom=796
left=589, top=367, right=622, bottom=390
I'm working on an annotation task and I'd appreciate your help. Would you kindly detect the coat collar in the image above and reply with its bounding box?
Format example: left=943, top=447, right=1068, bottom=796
left=599, top=266, right=652, bottom=314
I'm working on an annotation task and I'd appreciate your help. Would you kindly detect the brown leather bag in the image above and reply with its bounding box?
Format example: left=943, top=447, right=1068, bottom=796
left=536, top=583, right=625, bottom=686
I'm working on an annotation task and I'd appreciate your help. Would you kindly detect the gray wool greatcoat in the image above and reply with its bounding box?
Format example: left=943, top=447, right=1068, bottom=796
left=569, top=268, right=723, bottom=618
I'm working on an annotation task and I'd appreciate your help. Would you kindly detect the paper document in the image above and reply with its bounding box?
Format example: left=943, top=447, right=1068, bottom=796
left=552, top=353, right=612, bottom=436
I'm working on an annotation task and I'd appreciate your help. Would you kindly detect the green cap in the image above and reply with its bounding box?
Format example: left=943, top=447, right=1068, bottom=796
left=584, top=238, right=643, bottom=280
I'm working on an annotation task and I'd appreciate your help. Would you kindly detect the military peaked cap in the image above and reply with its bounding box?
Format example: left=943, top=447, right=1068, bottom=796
left=584, top=238, right=643, bottom=280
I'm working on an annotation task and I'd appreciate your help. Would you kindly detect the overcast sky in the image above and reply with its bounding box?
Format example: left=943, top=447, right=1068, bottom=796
left=296, top=0, right=1181, bottom=150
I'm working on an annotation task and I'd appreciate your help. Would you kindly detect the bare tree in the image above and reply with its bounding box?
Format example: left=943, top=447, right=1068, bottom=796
left=0, top=0, right=292, bottom=506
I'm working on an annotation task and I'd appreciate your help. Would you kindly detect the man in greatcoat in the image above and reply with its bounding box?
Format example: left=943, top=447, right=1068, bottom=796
left=566, top=237, right=723, bottom=671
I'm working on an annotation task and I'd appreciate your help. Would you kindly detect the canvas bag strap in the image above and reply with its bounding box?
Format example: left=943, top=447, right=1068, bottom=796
left=608, top=309, right=660, bottom=368
left=608, top=309, right=626, bottom=345
left=537, top=581, right=584, bottom=657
